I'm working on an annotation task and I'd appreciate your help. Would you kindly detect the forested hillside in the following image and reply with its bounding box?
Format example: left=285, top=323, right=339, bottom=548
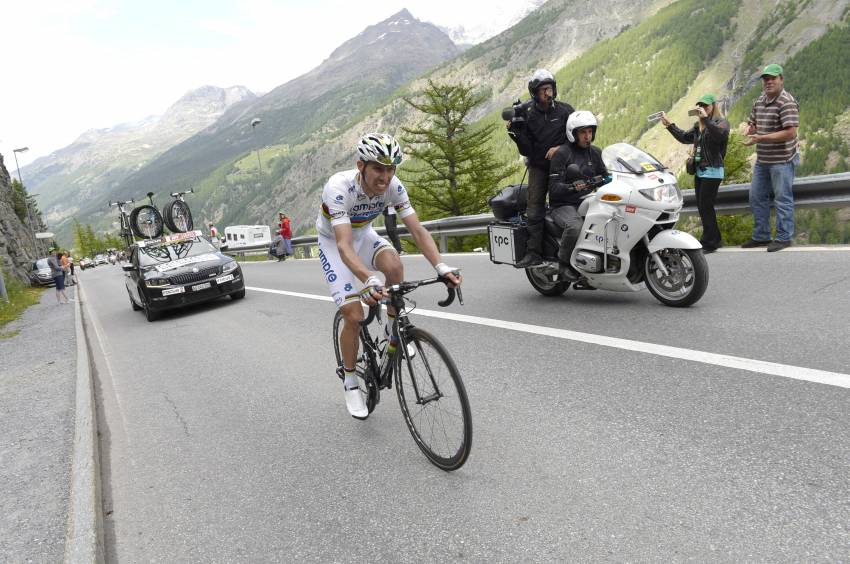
left=479, top=0, right=740, bottom=175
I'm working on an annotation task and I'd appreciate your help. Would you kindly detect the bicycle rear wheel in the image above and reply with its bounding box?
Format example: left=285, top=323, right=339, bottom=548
left=394, top=327, right=472, bottom=470
left=332, top=309, right=378, bottom=414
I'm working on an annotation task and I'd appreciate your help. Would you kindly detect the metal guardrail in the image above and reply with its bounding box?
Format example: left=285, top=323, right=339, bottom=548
left=286, top=172, right=850, bottom=253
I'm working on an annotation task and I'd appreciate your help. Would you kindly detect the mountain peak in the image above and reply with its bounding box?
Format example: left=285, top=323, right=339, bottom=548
left=388, top=8, right=415, bottom=22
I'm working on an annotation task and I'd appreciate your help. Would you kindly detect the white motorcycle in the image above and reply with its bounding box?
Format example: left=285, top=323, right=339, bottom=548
left=488, top=143, right=708, bottom=307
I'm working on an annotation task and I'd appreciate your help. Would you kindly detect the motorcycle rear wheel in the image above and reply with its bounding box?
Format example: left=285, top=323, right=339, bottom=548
left=644, top=248, right=708, bottom=307
left=525, top=266, right=569, bottom=296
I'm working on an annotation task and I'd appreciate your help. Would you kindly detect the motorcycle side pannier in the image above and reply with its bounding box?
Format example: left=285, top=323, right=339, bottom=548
left=488, top=222, right=528, bottom=266
left=488, top=183, right=528, bottom=221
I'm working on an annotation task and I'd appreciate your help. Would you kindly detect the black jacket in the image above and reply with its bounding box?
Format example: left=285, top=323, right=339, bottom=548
left=666, top=117, right=730, bottom=169
left=508, top=100, right=574, bottom=170
left=548, top=143, right=607, bottom=208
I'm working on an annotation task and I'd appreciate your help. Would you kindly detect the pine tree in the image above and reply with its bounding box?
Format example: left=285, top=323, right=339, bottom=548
left=399, top=80, right=519, bottom=220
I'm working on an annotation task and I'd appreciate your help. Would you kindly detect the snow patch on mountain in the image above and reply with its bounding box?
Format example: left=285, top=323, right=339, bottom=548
left=436, top=0, right=547, bottom=46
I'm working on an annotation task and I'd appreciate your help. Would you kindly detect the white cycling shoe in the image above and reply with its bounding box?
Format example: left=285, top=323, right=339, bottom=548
left=344, top=385, right=369, bottom=420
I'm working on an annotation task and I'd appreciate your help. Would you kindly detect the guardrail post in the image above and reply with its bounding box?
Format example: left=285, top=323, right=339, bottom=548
left=439, top=234, right=448, bottom=253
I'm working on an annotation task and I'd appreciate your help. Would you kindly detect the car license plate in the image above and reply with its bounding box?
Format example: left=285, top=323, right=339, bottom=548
left=192, top=282, right=211, bottom=291
left=216, top=274, right=234, bottom=284
left=162, top=287, right=185, bottom=296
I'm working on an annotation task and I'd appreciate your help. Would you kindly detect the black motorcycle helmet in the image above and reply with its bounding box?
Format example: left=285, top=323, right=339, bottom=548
left=527, top=69, right=557, bottom=101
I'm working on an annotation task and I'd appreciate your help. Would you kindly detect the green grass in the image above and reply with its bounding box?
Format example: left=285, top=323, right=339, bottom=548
left=234, top=254, right=274, bottom=262
left=0, top=275, right=45, bottom=337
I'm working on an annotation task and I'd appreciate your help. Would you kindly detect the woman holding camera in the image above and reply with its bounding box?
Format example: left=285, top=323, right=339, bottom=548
left=660, top=94, right=729, bottom=253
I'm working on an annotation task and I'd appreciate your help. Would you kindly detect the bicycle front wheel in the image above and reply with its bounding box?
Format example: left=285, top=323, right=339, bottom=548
left=332, top=309, right=378, bottom=414
left=394, top=327, right=472, bottom=470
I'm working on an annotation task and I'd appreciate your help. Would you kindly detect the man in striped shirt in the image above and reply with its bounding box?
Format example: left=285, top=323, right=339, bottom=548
left=742, top=63, right=800, bottom=252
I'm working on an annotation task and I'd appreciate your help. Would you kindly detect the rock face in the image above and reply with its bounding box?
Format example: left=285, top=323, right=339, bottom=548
left=0, top=154, right=40, bottom=284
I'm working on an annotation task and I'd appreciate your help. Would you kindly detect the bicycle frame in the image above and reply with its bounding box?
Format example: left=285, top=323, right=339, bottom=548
left=109, top=199, right=135, bottom=250
left=359, top=277, right=462, bottom=400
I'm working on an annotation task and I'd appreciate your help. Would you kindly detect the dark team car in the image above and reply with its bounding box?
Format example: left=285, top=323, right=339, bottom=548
left=124, top=230, right=245, bottom=321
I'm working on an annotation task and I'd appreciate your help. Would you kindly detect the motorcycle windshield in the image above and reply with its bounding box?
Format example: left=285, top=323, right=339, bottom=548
left=602, top=143, right=666, bottom=174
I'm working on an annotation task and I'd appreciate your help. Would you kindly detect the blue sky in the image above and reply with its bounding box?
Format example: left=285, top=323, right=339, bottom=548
left=0, top=0, right=537, bottom=167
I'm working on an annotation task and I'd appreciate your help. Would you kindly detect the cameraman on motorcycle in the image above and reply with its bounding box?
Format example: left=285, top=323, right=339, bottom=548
left=548, top=111, right=608, bottom=282
left=506, top=69, right=574, bottom=268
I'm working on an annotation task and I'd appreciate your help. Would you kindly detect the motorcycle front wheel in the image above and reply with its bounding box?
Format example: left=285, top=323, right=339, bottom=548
left=644, top=248, right=708, bottom=307
left=525, top=265, right=569, bottom=296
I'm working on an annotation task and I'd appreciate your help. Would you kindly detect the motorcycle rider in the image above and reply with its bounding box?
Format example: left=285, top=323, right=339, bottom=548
left=548, top=111, right=608, bottom=281
left=506, top=69, right=574, bottom=268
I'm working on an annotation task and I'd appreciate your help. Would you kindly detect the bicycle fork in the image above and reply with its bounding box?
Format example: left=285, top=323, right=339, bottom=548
left=394, top=322, right=443, bottom=406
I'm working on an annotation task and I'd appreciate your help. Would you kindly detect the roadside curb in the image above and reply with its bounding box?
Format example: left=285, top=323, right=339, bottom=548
left=64, top=281, right=105, bottom=563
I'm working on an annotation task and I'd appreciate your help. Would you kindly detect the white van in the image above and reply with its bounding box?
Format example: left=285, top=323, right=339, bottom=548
left=224, top=225, right=272, bottom=250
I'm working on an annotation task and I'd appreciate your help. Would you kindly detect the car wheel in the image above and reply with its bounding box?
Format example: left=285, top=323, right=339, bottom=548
left=230, top=289, right=246, bottom=300
left=141, top=293, right=160, bottom=321
left=128, top=289, right=142, bottom=311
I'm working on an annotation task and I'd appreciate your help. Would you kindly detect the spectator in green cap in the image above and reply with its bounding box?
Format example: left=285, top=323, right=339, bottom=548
left=659, top=94, right=729, bottom=253
left=741, top=63, right=800, bottom=252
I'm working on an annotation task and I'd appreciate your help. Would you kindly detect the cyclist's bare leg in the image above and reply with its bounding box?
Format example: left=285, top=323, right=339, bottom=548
left=339, top=301, right=365, bottom=370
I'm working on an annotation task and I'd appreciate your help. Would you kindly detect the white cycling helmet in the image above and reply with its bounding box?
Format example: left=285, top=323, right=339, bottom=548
left=357, top=133, right=403, bottom=166
left=528, top=68, right=557, bottom=99
left=566, top=111, right=598, bottom=143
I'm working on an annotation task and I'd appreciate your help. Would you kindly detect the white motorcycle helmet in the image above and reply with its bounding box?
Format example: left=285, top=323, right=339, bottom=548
left=566, top=111, right=598, bottom=143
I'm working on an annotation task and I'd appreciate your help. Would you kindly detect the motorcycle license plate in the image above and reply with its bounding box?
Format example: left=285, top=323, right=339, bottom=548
left=488, top=224, right=526, bottom=265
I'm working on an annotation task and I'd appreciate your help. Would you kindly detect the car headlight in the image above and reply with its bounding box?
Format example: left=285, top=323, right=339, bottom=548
left=639, top=183, right=682, bottom=204
left=221, top=260, right=239, bottom=274
left=145, top=277, right=169, bottom=287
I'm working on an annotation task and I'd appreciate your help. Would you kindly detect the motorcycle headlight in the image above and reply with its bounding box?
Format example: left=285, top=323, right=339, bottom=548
left=639, top=183, right=682, bottom=204
left=145, top=277, right=169, bottom=287
left=221, top=260, right=239, bottom=274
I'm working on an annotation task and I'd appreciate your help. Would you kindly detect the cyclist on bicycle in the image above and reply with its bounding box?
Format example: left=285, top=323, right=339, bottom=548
left=317, top=133, right=461, bottom=419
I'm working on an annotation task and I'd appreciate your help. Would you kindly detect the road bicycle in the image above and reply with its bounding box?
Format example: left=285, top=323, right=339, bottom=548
left=108, top=198, right=136, bottom=249
left=162, top=188, right=194, bottom=233
left=332, top=275, right=472, bottom=471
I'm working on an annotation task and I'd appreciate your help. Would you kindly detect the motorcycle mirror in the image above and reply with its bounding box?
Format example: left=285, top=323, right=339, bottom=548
left=565, top=164, right=583, bottom=180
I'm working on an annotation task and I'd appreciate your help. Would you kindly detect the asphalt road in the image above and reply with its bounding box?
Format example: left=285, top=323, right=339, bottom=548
left=82, top=250, right=850, bottom=562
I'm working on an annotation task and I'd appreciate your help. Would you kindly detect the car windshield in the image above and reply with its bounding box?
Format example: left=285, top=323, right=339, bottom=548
left=34, top=258, right=50, bottom=269
left=602, top=142, right=666, bottom=174
left=138, top=236, right=218, bottom=268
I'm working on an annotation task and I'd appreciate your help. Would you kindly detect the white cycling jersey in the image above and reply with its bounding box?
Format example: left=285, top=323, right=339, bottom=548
left=315, top=169, right=415, bottom=238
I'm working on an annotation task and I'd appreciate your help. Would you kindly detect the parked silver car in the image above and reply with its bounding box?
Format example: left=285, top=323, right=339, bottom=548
left=29, top=258, right=56, bottom=287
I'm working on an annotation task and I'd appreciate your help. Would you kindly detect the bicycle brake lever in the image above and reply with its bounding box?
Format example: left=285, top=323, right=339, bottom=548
left=455, top=286, right=464, bottom=306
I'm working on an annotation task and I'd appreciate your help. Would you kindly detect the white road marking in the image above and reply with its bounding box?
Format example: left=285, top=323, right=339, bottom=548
left=247, top=285, right=850, bottom=389
left=78, top=282, right=136, bottom=463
